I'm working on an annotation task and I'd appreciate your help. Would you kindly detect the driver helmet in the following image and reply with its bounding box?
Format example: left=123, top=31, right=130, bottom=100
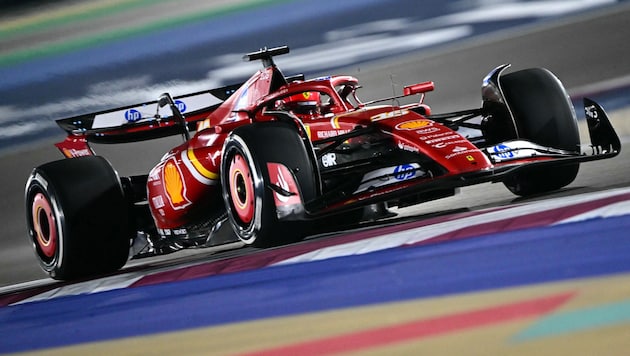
left=281, top=91, right=321, bottom=118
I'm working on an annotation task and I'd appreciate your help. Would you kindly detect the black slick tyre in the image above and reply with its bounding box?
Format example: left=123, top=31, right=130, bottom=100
left=500, top=68, right=580, bottom=196
left=25, top=156, right=132, bottom=280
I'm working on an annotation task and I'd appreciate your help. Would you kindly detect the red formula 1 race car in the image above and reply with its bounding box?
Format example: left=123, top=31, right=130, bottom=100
left=25, top=46, right=621, bottom=280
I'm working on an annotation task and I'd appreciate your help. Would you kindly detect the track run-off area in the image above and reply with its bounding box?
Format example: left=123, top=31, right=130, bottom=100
left=1, top=0, right=630, bottom=354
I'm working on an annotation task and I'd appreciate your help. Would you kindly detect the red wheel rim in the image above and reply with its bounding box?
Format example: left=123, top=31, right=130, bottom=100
left=31, top=193, right=57, bottom=258
left=228, top=153, right=255, bottom=224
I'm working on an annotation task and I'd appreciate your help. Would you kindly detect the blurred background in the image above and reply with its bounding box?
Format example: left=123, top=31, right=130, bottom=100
left=2, top=0, right=630, bottom=286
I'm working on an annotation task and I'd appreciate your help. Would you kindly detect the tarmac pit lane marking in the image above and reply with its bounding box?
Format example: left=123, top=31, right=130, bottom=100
left=238, top=291, right=575, bottom=356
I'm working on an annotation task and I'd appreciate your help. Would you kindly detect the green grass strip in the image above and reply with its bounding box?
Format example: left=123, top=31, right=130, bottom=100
left=0, top=0, right=292, bottom=68
left=0, top=0, right=171, bottom=39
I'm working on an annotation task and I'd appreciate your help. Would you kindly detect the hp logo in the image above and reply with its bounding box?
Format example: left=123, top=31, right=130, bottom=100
left=174, top=100, right=187, bottom=113
left=394, top=164, right=415, bottom=180
left=124, top=109, right=142, bottom=122
left=491, top=144, right=514, bottom=159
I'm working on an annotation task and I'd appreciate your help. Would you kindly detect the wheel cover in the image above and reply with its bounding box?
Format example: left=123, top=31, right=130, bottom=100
left=31, top=192, right=57, bottom=259
left=228, top=153, right=255, bottom=225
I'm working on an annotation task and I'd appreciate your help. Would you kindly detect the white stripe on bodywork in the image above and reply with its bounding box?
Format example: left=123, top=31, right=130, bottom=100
left=180, top=149, right=217, bottom=185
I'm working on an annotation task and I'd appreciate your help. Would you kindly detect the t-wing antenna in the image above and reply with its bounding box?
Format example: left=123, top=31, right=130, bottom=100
left=243, top=45, right=290, bottom=68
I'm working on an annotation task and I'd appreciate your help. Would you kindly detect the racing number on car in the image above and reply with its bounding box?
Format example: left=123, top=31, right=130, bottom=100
left=585, top=105, right=598, bottom=119
left=371, top=109, right=409, bottom=122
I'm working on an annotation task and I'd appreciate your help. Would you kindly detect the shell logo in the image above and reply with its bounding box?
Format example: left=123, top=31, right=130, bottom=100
left=163, top=160, right=191, bottom=209
left=395, top=119, right=432, bottom=130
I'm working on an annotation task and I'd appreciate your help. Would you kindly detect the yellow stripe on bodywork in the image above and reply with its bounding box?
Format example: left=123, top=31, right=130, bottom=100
left=330, top=116, right=341, bottom=129
left=180, top=149, right=219, bottom=185
left=304, top=124, right=311, bottom=139
left=187, top=148, right=219, bottom=180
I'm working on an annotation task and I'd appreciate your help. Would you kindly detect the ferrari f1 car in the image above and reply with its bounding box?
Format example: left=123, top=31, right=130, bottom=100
left=25, top=46, right=621, bottom=280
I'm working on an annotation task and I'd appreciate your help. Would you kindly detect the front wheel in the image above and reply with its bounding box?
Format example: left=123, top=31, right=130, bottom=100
left=500, top=68, right=580, bottom=196
left=25, top=156, right=132, bottom=280
left=221, top=122, right=316, bottom=247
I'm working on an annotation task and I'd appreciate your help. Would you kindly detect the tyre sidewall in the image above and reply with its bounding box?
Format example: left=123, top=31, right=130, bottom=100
left=221, top=135, right=266, bottom=244
left=25, top=171, right=65, bottom=275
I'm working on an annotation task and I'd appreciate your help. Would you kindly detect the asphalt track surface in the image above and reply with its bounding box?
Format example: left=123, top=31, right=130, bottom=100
left=1, top=1, right=630, bottom=354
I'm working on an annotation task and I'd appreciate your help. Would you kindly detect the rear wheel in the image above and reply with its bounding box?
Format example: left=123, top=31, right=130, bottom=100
left=221, top=122, right=316, bottom=247
left=25, top=156, right=132, bottom=280
left=500, top=68, right=580, bottom=196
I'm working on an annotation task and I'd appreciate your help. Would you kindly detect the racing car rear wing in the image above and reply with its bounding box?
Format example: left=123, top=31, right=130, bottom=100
left=55, top=82, right=242, bottom=146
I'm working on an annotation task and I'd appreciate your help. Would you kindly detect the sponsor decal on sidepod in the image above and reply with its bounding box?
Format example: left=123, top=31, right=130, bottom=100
left=354, top=163, right=424, bottom=193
